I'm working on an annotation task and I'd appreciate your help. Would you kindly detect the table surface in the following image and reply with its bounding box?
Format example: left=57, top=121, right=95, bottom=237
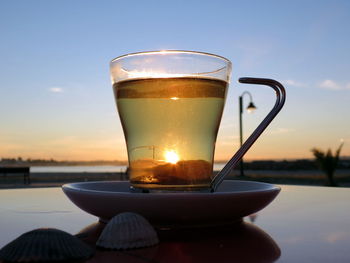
left=0, top=183, right=349, bottom=262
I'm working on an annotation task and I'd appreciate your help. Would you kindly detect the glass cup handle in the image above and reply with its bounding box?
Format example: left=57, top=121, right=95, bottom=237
left=210, top=77, right=286, bottom=192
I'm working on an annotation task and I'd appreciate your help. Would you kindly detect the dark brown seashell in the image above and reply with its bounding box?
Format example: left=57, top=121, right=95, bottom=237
left=0, top=228, right=94, bottom=262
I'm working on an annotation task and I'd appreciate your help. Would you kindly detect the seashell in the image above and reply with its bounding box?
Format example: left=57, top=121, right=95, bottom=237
left=96, top=212, right=159, bottom=250
left=0, top=228, right=94, bottom=262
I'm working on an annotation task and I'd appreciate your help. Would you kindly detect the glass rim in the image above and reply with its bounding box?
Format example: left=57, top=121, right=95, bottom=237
left=110, top=50, right=232, bottom=66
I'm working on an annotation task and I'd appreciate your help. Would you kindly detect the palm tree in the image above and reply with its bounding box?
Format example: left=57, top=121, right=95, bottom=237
left=311, top=143, right=344, bottom=186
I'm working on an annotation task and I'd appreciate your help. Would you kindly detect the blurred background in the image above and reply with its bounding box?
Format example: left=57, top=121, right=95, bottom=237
left=0, top=0, right=349, bottom=185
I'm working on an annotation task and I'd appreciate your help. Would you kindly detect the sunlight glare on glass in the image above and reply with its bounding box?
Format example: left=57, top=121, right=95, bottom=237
left=122, top=68, right=185, bottom=79
left=164, top=150, right=180, bottom=164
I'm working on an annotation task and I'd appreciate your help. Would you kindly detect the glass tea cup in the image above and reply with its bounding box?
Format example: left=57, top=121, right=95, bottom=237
left=110, top=50, right=285, bottom=192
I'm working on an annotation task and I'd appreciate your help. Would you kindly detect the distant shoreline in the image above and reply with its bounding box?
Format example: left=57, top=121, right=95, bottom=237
left=1, top=158, right=349, bottom=171
left=0, top=160, right=128, bottom=167
left=1, top=156, right=350, bottom=165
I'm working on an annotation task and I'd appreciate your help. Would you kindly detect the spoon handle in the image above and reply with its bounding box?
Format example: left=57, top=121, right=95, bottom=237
left=210, top=78, right=286, bottom=192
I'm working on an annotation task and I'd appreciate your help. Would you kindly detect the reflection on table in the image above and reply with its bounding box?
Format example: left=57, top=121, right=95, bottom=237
left=0, top=184, right=350, bottom=262
left=77, top=220, right=280, bottom=263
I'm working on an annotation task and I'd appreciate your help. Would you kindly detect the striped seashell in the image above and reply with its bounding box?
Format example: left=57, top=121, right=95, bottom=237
left=97, top=212, right=159, bottom=250
left=0, top=228, right=94, bottom=262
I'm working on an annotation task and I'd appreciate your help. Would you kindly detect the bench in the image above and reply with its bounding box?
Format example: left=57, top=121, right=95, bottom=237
left=0, top=167, right=31, bottom=184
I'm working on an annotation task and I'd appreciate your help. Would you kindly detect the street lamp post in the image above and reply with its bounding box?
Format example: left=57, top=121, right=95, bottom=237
left=239, top=91, right=257, bottom=177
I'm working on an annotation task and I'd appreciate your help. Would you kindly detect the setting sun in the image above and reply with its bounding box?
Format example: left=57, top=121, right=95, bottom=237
left=164, top=150, right=180, bottom=164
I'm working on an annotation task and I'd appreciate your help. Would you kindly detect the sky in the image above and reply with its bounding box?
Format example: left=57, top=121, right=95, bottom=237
left=0, top=0, right=349, bottom=161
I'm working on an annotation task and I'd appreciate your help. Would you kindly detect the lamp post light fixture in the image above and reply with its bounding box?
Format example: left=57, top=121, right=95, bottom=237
left=239, top=91, right=257, bottom=177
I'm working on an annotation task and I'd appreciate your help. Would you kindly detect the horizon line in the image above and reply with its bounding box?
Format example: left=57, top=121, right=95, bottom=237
left=1, top=156, right=350, bottom=163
